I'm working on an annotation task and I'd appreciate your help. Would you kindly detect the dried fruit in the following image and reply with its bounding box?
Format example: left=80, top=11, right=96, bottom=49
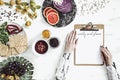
left=10, top=0, right=15, bottom=6
left=15, top=8, right=21, bottom=12
left=25, top=21, right=31, bottom=26
left=16, top=5, right=22, bottom=9
left=24, top=6, right=29, bottom=10
left=0, top=0, right=41, bottom=28
left=46, top=12, right=59, bottom=25
left=0, top=0, right=4, bottom=5
left=20, top=2, right=29, bottom=6
left=33, top=12, right=37, bottom=18
left=21, top=9, right=27, bottom=14
left=16, top=0, right=21, bottom=5
left=28, top=12, right=34, bottom=19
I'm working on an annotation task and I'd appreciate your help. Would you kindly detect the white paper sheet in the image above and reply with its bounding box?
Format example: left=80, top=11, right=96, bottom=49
left=75, top=29, right=104, bottom=65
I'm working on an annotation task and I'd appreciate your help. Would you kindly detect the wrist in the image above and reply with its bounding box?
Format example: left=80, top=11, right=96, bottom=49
left=106, top=62, right=112, bottom=66
left=64, top=50, right=73, bottom=54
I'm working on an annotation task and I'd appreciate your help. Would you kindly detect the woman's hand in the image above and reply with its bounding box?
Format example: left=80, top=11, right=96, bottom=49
left=64, top=30, right=78, bottom=53
left=100, top=46, right=112, bottom=66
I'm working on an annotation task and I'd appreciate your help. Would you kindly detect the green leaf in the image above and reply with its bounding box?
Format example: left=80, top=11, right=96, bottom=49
left=10, top=57, right=15, bottom=61
left=19, top=57, right=24, bottom=62
left=20, top=2, right=29, bottom=6
left=31, top=7, right=36, bottom=12
left=30, top=0, right=35, bottom=3
left=0, top=22, right=7, bottom=28
left=35, top=5, right=41, bottom=9
left=0, top=62, right=3, bottom=67
left=2, top=60, right=7, bottom=63
left=16, top=56, right=20, bottom=61
left=16, top=5, right=22, bottom=9
left=30, top=2, right=35, bottom=7
left=4, top=2, right=11, bottom=7
left=28, top=12, right=34, bottom=19
left=28, top=71, right=33, bottom=75
left=0, top=22, right=9, bottom=44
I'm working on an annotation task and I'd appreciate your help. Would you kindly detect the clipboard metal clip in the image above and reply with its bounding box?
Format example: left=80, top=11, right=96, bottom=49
left=80, top=22, right=99, bottom=31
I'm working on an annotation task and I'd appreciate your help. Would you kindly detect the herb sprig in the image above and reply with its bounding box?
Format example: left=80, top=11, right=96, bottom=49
left=0, top=22, right=9, bottom=45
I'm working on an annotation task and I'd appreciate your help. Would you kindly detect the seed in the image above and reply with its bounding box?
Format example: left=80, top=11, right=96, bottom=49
left=77, top=0, right=110, bottom=15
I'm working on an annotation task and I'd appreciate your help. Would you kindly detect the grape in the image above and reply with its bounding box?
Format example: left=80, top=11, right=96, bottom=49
left=17, top=67, right=26, bottom=76
left=8, top=62, right=13, bottom=65
left=1, top=61, right=27, bottom=76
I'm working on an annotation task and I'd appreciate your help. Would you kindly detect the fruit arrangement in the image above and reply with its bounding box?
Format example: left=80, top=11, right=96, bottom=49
left=42, top=0, right=77, bottom=27
left=43, top=7, right=59, bottom=25
left=42, top=29, right=59, bottom=48
left=0, top=56, right=34, bottom=80
left=42, top=30, right=59, bottom=48
left=33, top=29, right=60, bottom=55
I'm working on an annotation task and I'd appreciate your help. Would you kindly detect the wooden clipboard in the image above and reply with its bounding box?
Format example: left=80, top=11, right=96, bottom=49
left=74, top=23, right=104, bottom=66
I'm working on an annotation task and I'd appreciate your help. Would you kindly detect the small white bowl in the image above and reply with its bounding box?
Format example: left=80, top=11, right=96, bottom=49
left=32, top=39, right=49, bottom=56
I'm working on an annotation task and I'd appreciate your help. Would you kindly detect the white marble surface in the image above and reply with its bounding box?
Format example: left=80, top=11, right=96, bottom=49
left=0, top=0, right=120, bottom=80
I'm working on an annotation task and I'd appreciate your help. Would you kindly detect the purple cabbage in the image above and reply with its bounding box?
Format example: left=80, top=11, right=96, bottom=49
left=53, top=0, right=73, bottom=13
